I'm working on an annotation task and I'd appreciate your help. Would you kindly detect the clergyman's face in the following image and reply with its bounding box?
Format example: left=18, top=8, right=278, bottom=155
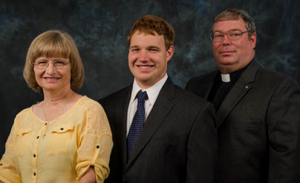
left=212, top=18, right=256, bottom=73
left=128, top=31, right=174, bottom=89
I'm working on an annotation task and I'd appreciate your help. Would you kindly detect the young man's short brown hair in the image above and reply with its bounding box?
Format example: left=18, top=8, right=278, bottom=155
left=127, top=15, right=175, bottom=50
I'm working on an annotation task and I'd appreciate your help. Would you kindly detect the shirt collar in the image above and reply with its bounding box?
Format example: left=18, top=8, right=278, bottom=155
left=130, top=74, right=168, bottom=105
left=219, top=61, right=252, bottom=83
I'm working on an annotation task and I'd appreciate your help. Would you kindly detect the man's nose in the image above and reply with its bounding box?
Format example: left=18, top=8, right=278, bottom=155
left=222, top=34, right=231, bottom=45
left=138, top=50, right=150, bottom=61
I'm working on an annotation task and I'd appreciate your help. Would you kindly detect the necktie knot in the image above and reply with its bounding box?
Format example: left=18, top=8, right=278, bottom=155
left=136, top=90, right=148, bottom=104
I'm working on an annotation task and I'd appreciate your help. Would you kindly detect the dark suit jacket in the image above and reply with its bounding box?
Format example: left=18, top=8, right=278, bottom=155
left=99, top=78, right=217, bottom=183
left=186, top=61, right=300, bottom=183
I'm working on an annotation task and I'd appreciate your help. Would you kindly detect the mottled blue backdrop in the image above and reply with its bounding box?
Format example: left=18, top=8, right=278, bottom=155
left=0, top=0, right=299, bottom=155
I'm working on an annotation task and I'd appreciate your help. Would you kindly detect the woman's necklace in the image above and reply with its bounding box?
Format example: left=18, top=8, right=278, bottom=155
left=42, top=101, right=64, bottom=122
left=42, top=92, right=73, bottom=121
left=41, top=92, right=74, bottom=137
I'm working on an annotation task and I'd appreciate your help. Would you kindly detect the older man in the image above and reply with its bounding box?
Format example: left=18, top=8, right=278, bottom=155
left=186, top=9, right=300, bottom=183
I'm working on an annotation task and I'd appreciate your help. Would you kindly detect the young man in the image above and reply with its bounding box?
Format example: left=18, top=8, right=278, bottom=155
left=186, top=9, right=300, bottom=183
left=99, top=15, right=217, bottom=183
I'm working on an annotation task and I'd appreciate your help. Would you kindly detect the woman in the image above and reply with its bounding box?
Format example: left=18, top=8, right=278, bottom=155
left=0, top=30, right=113, bottom=183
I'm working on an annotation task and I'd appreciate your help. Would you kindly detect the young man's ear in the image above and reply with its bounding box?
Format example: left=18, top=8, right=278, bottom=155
left=166, top=46, right=175, bottom=62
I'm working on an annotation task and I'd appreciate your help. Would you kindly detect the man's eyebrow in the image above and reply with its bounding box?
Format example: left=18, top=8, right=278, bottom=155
left=213, top=28, right=242, bottom=33
left=229, top=29, right=242, bottom=31
left=129, top=45, right=139, bottom=49
left=147, top=46, right=160, bottom=49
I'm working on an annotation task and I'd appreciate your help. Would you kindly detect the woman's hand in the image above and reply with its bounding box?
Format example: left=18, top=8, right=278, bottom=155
left=79, top=166, right=96, bottom=183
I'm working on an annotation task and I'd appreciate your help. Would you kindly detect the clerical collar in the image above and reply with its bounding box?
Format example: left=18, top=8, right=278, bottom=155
left=219, top=62, right=251, bottom=83
left=221, top=74, right=230, bottom=82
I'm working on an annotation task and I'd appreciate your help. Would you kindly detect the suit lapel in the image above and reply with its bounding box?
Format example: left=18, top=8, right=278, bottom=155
left=216, top=61, right=259, bottom=128
left=126, top=78, right=176, bottom=168
left=113, top=86, right=132, bottom=170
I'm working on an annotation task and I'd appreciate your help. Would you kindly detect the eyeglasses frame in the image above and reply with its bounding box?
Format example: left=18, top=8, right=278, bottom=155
left=210, top=30, right=254, bottom=42
left=32, top=60, right=70, bottom=70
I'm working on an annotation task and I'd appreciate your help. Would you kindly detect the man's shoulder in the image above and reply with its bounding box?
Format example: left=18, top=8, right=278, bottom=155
left=185, top=70, right=218, bottom=92
left=98, top=85, right=131, bottom=106
left=173, top=84, right=213, bottom=107
left=189, top=71, right=218, bottom=83
left=256, top=66, right=299, bottom=86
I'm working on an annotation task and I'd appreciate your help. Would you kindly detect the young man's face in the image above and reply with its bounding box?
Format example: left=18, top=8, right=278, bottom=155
left=128, top=31, right=174, bottom=89
left=212, top=18, right=256, bottom=73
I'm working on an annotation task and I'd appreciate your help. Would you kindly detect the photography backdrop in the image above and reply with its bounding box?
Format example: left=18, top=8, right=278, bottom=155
left=0, top=0, right=299, bottom=155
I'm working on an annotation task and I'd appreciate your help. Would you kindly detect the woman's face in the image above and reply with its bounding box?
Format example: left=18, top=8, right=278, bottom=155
left=33, top=56, right=72, bottom=93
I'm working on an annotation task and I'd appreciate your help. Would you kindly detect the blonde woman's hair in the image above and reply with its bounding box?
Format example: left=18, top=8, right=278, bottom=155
left=23, top=30, right=84, bottom=92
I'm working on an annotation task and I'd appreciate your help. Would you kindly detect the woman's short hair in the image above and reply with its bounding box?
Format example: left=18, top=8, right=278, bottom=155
left=23, top=30, right=84, bottom=92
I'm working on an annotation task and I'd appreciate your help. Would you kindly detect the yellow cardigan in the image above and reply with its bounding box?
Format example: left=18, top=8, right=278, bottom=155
left=0, top=96, right=113, bottom=183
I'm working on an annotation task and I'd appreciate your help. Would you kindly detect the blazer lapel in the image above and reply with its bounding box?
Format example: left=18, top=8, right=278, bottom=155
left=126, top=78, right=176, bottom=168
left=216, top=61, right=259, bottom=128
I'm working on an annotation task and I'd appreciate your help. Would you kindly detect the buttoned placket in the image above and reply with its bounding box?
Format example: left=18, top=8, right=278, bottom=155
left=31, top=122, right=49, bottom=183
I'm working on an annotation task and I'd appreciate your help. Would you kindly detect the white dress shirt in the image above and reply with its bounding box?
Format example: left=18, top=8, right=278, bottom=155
left=126, top=74, right=168, bottom=136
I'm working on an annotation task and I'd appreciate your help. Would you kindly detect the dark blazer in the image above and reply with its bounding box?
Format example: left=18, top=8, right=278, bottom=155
left=99, top=78, right=217, bottom=183
left=186, top=61, right=300, bottom=183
